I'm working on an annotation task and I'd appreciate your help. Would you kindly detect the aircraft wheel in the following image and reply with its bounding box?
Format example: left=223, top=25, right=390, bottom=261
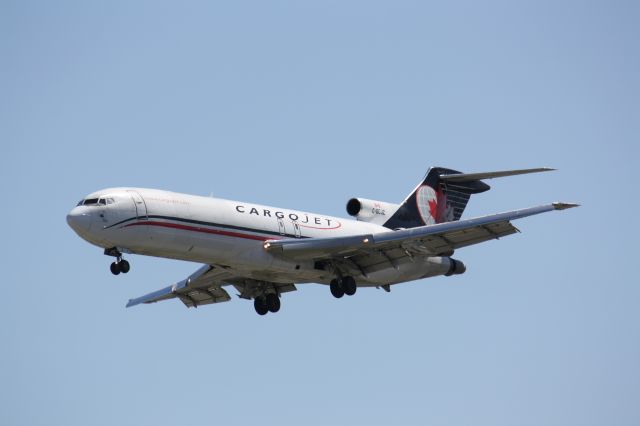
left=343, top=276, right=357, bottom=296
left=266, top=293, right=280, bottom=313
left=330, top=279, right=344, bottom=298
left=110, top=262, right=121, bottom=275
left=254, top=296, right=269, bottom=316
left=119, top=259, right=130, bottom=274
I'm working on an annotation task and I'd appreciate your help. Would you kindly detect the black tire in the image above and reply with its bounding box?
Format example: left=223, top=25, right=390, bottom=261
left=266, top=293, right=281, bottom=313
left=330, top=279, right=344, bottom=298
left=254, top=296, right=269, bottom=315
left=119, top=260, right=130, bottom=274
left=110, top=262, right=121, bottom=275
left=343, top=276, right=357, bottom=296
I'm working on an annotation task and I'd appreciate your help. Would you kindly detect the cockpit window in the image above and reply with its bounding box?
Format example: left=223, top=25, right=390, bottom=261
left=77, top=197, right=116, bottom=206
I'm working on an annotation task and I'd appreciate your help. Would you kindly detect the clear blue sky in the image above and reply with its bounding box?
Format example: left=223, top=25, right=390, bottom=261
left=1, top=1, right=638, bottom=425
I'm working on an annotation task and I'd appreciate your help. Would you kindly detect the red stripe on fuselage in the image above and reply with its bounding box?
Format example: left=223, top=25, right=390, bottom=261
left=124, top=221, right=279, bottom=241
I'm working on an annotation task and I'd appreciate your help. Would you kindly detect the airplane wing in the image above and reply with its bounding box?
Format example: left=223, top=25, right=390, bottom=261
left=126, top=264, right=235, bottom=308
left=264, top=203, right=578, bottom=271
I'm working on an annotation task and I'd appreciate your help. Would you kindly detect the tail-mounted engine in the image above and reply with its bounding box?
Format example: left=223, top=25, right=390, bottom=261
left=346, top=198, right=400, bottom=225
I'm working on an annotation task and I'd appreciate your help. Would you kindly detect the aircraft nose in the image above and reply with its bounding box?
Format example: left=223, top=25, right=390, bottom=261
left=67, top=207, right=92, bottom=234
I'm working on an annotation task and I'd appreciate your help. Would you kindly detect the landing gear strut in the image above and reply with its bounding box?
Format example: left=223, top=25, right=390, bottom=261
left=105, top=248, right=130, bottom=275
left=330, top=276, right=357, bottom=298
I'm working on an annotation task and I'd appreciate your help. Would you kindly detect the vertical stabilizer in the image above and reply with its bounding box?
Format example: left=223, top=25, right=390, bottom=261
left=383, top=167, right=490, bottom=229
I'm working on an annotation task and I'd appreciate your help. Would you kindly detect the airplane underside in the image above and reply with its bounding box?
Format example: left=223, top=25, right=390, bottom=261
left=104, top=234, right=467, bottom=315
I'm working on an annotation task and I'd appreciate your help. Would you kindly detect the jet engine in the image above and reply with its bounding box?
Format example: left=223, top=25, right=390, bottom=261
left=445, top=258, right=466, bottom=276
left=346, top=198, right=400, bottom=225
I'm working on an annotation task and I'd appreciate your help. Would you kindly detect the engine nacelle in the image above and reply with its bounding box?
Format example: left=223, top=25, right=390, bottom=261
left=445, top=258, right=466, bottom=276
left=346, top=198, right=400, bottom=225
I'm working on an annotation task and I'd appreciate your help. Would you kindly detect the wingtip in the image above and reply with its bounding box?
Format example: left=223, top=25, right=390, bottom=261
left=552, top=202, right=580, bottom=210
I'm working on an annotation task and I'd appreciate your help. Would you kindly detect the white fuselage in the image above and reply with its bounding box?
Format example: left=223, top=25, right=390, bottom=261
left=67, top=188, right=456, bottom=287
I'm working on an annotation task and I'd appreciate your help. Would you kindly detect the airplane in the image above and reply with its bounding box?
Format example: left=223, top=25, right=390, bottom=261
left=66, top=166, right=577, bottom=315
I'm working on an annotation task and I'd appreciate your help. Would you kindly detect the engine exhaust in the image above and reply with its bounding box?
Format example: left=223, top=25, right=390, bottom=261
left=445, top=258, right=466, bottom=276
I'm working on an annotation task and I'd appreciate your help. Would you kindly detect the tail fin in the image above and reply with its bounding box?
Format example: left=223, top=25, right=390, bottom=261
left=382, top=167, right=553, bottom=229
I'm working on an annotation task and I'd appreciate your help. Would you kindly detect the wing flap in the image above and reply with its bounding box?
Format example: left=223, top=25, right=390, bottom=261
left=440, top=220, right=519, bottom=244
left=176, top=285, right=231, bottom=308
left=431, top=220, right=519, bottom=250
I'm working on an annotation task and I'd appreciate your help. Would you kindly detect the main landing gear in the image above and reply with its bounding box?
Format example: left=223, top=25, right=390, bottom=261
left=105, top=248, right=130, bottom=275
left=330, top=276, right=357, bottom=298
left=110, top=259, right=130, bottom=275
left=254, top=293, right=281, bottom=315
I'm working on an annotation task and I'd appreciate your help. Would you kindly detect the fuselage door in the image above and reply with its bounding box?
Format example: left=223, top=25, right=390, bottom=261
left=278, top=219, right=286, bottom=236
left=293, top=222, right=301, bottom=238
left=127, top=190, right=148, bottom=220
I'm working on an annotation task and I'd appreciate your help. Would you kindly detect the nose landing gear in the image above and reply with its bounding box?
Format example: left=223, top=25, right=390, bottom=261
left=105, top=248, right=130, bottom=275
left=110, top=259, right=130, bottom=275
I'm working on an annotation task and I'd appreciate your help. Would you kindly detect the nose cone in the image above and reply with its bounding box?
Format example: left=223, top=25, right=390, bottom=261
left=67, top=207, right=92, bottom=235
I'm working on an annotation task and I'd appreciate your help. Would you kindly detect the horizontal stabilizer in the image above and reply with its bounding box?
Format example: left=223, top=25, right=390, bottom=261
left=440, top=167, right=555, bottom=183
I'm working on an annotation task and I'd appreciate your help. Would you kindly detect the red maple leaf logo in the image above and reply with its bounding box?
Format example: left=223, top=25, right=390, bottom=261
left=428, top=198, right=437, bottom=221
